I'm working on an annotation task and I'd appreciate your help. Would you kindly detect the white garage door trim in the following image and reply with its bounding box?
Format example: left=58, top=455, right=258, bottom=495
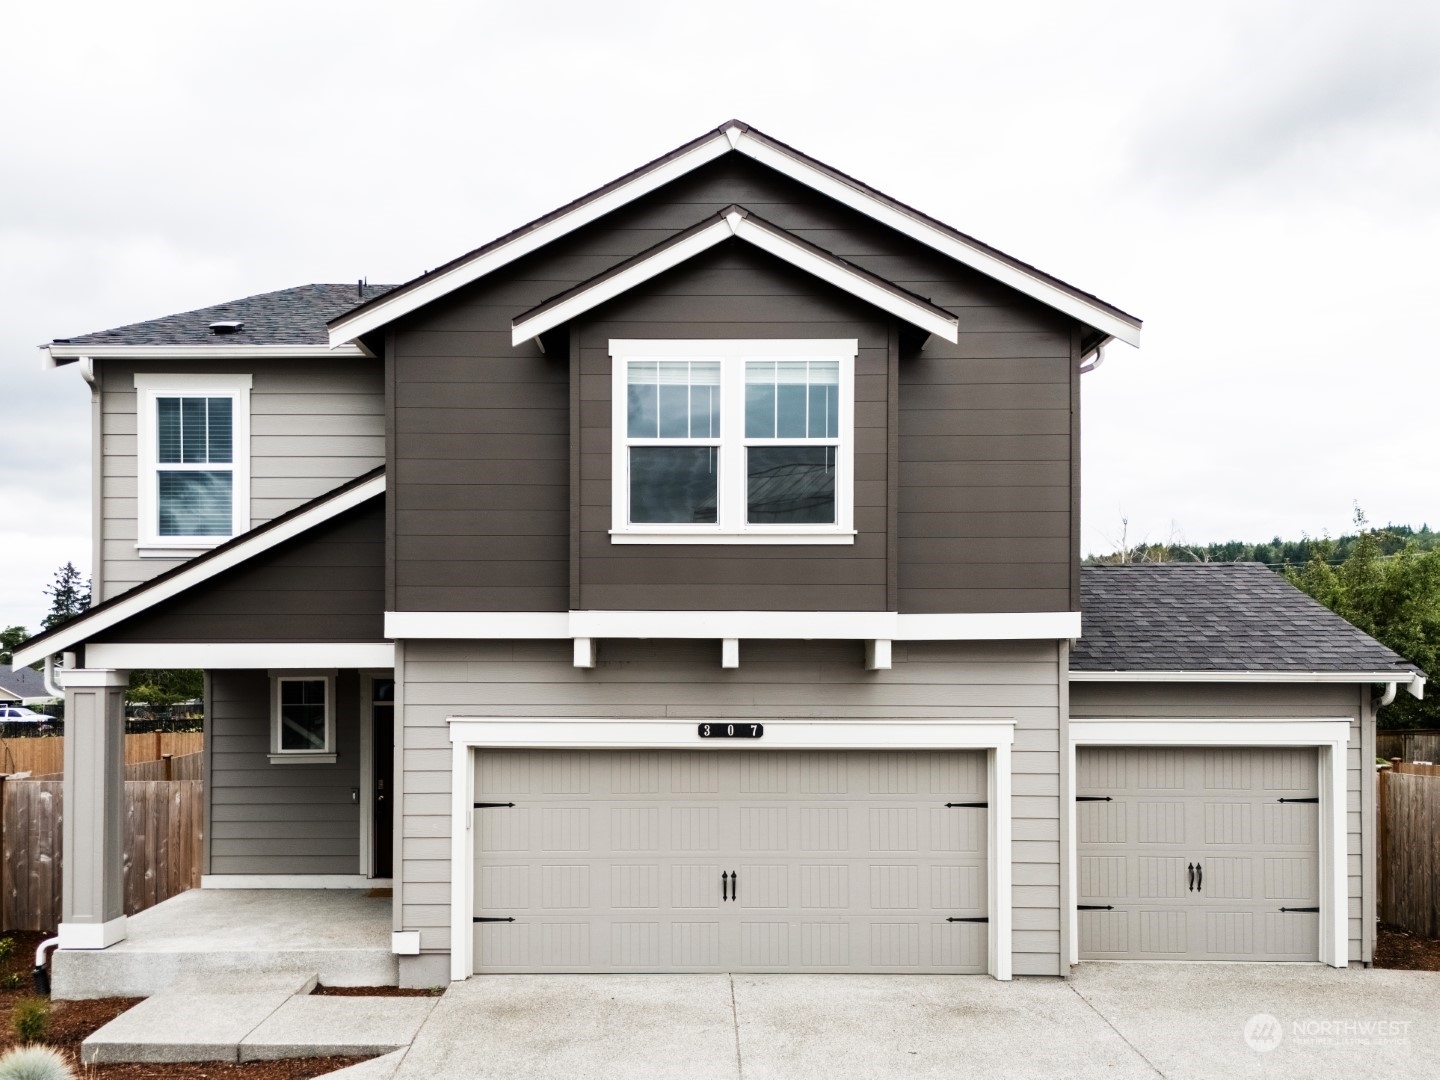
left=1066, top=718, right=1350, bottom=969
left=448, top=717, right=1016, bottom=981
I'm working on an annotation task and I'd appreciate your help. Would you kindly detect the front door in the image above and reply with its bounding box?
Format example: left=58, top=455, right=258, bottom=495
left=372, top=678, right=395, bottom=879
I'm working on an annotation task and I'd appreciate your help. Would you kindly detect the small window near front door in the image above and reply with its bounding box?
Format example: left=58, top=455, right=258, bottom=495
left=371, top=678, right=395, bottom=879
left=268, top=672, right=337, bottom=764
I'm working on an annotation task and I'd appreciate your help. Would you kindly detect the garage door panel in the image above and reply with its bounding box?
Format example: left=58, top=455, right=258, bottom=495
left=1077, top=746, right=1320, bottom=963
left=473, top=749, right=987, bottom=973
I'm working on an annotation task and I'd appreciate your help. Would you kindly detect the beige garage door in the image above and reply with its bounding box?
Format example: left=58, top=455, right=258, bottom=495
left=1076, top=746, right=1320, bottom=961
left=471, top=749, right=988, bottom=973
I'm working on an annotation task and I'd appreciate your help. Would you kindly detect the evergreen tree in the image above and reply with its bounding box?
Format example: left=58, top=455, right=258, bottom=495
left=0, top=626, right=30, bottom=667
left=41, top=562, right=91, bottom=630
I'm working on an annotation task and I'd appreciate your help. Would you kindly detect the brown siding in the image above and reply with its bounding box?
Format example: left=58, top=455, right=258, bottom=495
left=93, top=498, right=385, bottom=644
left=576, top=244, right=889, bottom=611
left=389, top=154, right=1081, bottom=614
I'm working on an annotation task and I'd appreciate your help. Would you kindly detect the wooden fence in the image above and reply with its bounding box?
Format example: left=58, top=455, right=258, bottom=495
left=1378, top=766, right=1440, bottom=939
left=123, top=751, right=204, bottom=782
left=0, top=732, right=204, bottom=777
left=1376, top=730, right=1440, bottom=763
left=0, top=779, right=203, bottom=933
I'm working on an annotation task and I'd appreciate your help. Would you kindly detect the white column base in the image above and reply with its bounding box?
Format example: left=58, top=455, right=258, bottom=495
left=57, top=915, right=127, bottom=950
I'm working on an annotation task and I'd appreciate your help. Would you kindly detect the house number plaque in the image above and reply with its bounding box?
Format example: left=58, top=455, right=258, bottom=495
left=698, top=723, right=764, bottom=739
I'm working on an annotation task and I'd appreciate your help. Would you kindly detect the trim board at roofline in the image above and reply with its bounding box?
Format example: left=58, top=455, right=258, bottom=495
left=1065, top=716, right=1351, bottom=970
left=1071, top=670, right=1424, bottom=697
left=386, top=610, right=1082, bottom=641
left=447, top=716, right=1015, bottom=982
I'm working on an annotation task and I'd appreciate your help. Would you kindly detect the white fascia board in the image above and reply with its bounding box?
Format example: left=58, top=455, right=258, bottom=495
left=729, top=130, right=1141, bottom=347
left=732, top=215, right=960, bottom=342
left=86, top=642, right=394, bottom=670
left=11, top=473, right=387, bottom=669
left=512, top=219, right=731, bottom=344
left=385, top=610, right=1080, bottom=641
left=45, top=344, right=368, bottom=362
left=1069, top=670, right=1422, bottom=686
left=332, top=134, right=734, bottom=346
left=1069, top=716, right=1352, bottom=747
left=511, top=214, right=961, bottom=345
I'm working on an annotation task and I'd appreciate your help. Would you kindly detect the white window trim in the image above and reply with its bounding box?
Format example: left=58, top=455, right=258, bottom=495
left=1066, top=716, right=1351, bottom=970
left=134, top=372, right=251, bottom=556
left=609, top=339, right=856, bottom=545
left=447, top=716, right=1014, bottom=982
left=268, top=670, right=337, bottom=764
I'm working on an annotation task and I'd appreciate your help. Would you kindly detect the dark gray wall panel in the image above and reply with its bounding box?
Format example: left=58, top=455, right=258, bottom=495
left=94, top=498, right=385, bottom=644
left=209, top=669, right=361, bottom=876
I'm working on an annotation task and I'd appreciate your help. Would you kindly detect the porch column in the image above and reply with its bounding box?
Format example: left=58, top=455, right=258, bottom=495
left=59, top=668, right=129, bottom=949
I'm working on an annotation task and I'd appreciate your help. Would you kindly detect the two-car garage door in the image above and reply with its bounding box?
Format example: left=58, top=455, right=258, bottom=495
left=471, top=749, right=989, bottom=973
left=1076, top=746, right=1321, bottom=962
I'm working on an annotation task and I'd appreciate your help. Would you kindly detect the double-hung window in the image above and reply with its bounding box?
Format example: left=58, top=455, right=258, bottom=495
left=135, top=374, right=251, bottom=554
left=610, top=340, right=855, bottom=543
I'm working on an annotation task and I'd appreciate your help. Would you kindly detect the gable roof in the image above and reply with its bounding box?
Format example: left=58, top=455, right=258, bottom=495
left=10, top=468, right=386, bottom=670
left=44, top=284, right=398, bottom=364
left=512, top=205, right=961, bottom=345
left=1073, top=563, right=1425, bottom=692
left=0, top=666, right=51, bottom=702
left=329, top=120, right=1142, bottom=349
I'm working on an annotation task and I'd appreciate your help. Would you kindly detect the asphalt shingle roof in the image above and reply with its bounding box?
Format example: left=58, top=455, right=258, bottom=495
left=0, top=665, right=50, bottom=700
left=52, top=284, right=398, bottom=347
left=1075, top=563, right=1420, bottom=675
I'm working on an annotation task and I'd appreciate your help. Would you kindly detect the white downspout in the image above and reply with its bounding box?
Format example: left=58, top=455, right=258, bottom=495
left=1378, top=683, right=1397, bottom=707
left=43, top=654, right=65, bottom=700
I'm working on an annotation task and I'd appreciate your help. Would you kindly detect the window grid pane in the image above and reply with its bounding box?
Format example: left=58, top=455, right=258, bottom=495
left=158, top=471, right=233, bottom=536
left=747, top=445, right=837, bottom=524
left=278, top=679, right=327, bottom=752
left=745, top=360, right=839, bottom=439
left=629, top=446, right=718, bottom=524
left=628, top=360, right=719, bottom=439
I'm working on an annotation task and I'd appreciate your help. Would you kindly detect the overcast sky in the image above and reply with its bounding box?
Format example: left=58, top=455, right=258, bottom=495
left=2, top=0, right=1437, bottom=632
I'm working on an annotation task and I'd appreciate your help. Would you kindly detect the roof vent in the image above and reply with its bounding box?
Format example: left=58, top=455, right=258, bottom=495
left=209, top=321, right=243, bottom=335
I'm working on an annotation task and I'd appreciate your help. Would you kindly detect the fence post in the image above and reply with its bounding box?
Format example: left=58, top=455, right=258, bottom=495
left=0, top=773, right=7, bottom=931
left=153, top=730, right=162, bottom=762
left=162, top=754, right=172, bottom=782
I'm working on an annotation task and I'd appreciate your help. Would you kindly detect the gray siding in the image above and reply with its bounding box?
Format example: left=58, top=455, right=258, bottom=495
left=576, top=245, right=890, bottom=610
left=398, top=638, right=1065, bottom=976
left=389, top=154, right=1080, bottom=615
left=208, top=669, right=362, bottom=876
left=93, top=498, right=385, bottom=645
left=99, top=357, right=383, bottom=600
left=1069, top=681, right=1370, bottom=964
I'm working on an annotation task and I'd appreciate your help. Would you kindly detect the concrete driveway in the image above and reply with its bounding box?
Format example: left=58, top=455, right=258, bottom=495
left=388, top=965, right=1439, bottom=1080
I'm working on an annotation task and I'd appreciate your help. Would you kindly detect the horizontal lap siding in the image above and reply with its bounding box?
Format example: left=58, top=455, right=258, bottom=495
left=390, top=154, right=1080, bottom=615
left=208, top=669, right=361, bottom=875
left=399, top=638, right=1063, bottom=974
left=99, top=358, right=383, bottom=600
left=578, top=245, right=888, bottom=610
left=1069, top=682, right=1368, bottom=963
left=92, top=499, right=385, bottom=643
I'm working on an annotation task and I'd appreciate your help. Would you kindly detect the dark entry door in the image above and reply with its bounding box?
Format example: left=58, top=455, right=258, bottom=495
left=372, top=678, right=395, bottom=879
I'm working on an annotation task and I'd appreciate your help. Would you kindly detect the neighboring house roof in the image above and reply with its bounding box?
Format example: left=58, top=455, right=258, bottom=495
left=1073, top=563, right=1425, bottom=689
left=43, top=284, right=398, bottom=362
left=0, top=665, right=51, bottom=701
left=329, top=119, right=1143, bottom=349
left=10, top=468, right=386, bottom=670
left=512, top=205, right=961, bottom=345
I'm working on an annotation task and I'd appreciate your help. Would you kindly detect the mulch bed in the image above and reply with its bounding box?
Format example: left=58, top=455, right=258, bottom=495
left=1374, top=924, right=1440, bottom=971
left=0, top=931, right=375, bottom=1078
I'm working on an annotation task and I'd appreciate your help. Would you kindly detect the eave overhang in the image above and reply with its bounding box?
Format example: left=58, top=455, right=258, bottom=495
left=511, top=206, right=961, bottom=345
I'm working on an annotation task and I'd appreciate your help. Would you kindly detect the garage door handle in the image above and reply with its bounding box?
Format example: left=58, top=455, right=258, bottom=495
left=730, top=871, right=737, bottom=902
left=1187, top=863, right=1194, bottom=891
left=1195, top=863, right=1202, bottom=892
left=721, top=871, right=728, bottom=901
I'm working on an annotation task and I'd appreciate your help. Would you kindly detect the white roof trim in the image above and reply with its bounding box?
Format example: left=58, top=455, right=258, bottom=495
left=10, top=473, right=386, bottom=670
left=511, top=210, right=960, bottom=345
left=328, top=125, right=1139, bottom=349
left=1070, top=670, right=1424, bottom=694
left=43, top=344, right=368, bottom=368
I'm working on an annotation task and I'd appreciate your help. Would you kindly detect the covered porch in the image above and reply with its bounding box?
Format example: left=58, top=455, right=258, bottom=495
left=52, top=886, right=397, bottom=999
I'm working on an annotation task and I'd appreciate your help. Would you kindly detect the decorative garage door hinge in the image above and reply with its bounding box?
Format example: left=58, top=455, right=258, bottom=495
left=1075, top=796, right=1112, bottom=802
left=473, top=916, right=516, bottom=923
left=1279, top=907, right=1320, bottom=913
left=944, top=801, right=988, bottom=808
left=1277, top=797, right=1319, bottom=803
left=946, top=916, right=989, bottom=923
left=1077, top=905, right=1115, bottom=911
left=473, top=802, right=516, bottom=808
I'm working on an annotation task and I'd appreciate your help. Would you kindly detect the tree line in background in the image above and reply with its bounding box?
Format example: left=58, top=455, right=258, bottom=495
left=1, top=563, right=202, bottom=708
left=1088, top=513, right=1440, bottom=729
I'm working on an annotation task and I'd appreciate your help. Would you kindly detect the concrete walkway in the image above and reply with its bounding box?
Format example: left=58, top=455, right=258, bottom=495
left=371, top=965, right=1440, bottom=1080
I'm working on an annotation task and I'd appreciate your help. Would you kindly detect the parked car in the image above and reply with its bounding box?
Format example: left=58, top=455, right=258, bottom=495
left=0, top=706, right=59, bottom=736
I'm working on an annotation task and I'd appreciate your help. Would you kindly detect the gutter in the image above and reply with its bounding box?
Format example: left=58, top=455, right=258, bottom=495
left=1070, top=670, right=1425, bottom=699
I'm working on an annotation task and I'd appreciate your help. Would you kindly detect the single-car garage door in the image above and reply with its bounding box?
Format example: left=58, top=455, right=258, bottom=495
left=471, top=749, right=988, bottom=973
left=1076, top=746, right=1320, bottom=961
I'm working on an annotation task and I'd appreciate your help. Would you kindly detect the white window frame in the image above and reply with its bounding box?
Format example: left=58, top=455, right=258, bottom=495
left=134, top=373, right=252, bottom=557
left=609, top=339, right=856, bottom=545
left=268, top=670, right=337, bottom=764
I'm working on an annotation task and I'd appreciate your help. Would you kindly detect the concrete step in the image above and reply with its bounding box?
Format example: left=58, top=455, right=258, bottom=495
left=241, top=996, right=437, bottom=1061
left=54, top=945, right=398, bottom=999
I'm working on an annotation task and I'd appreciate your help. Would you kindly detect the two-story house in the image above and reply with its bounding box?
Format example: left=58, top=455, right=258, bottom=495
left=13, top=121, right=1423, bottom=993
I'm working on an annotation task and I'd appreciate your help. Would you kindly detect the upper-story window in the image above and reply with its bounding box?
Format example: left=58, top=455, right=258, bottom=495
left=134, top=373, right=251, bottom=555
left=609, top=340, right=856, bottom=544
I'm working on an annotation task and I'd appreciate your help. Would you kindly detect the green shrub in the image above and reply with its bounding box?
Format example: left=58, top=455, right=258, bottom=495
left=0, top=939, right=14, bottom=967
left=0, top=1046, right=75, bottom=1080
left=0, top=974, right=23, bottom=991
left=10, top=998, right=49, bottom=1045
